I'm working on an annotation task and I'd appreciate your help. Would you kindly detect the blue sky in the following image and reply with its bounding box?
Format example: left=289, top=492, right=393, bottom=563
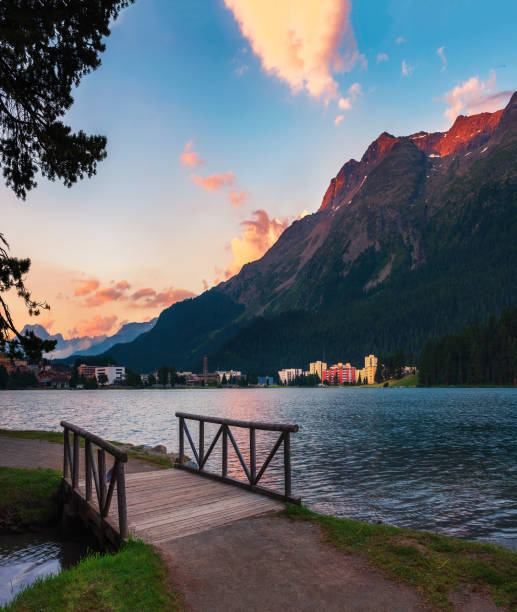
left=3, top=0, right=516, bottom=337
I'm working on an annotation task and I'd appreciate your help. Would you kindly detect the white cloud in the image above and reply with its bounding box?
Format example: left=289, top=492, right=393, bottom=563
left=223, top=0, right=363, bottom=103
left=334, top=114, right=344, bottom=125
left=395, top=37, right=405, bottom=44
left=377, top=53, right=389, bottom=63
left=442, top=71, right=512, bottom=121
left=402, top=59, right=415, bottom=77
left=337, top=82, right=362, bottom=112
left=437, top=46, right=447, bottom=72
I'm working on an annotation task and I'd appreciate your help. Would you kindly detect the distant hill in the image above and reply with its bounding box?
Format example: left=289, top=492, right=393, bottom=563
left=100, top=92, right=517, bottom=373
left=23, top=318, right=157, bottom=360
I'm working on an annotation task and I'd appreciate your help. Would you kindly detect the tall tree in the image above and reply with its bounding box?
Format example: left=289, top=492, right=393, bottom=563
left=0, top=0, right=133, bottom=359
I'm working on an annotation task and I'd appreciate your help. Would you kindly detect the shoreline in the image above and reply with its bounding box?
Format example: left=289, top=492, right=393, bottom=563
left=1, top=450, right=517, bottom=610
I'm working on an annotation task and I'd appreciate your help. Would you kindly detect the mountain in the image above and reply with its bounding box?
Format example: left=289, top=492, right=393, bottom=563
left=24, top=318, right=157, bottom=360
left=102, top=92, right=517, bottom=373
left=21, top=324, right=108, bottom=359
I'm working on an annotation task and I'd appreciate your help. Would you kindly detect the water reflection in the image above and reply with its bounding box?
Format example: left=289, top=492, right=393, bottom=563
left=1, top=388, right=517, bottom=546
left=0, top=528, right=94, bottom=605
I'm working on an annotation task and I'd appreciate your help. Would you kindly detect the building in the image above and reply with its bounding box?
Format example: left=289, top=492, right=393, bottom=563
left=216, top=370, right=242, bottom=382
left=309, top=361, right=327, bottom=380
left=361, top=354, right=378, bottom=385
left=278, top=368, right=303, bottom=385
left=94, top=366, right=125, bottom=386
left=257, top=376, right=274, bottom=386
left=322, top=362, right=356, bottom=384
left=78, top=364, right=96, bottom=378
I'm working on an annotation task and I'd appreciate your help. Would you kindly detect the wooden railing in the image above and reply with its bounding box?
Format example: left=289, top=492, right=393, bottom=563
left=175, top=412, right=300, bottom=503
left=61, top=421, right=128, bottom=539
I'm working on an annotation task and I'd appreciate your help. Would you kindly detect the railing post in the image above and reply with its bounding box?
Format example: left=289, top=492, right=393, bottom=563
left=116, top=460, right=128, bottom=539
left=98, top=449, right=106, bottom=509
left=179, top=417, right=184, bottom=464
left=222, top=425, right=228, bottom=478
left=283, top=432, right=291, bottom=499
left=250, top=427, right=256, bottom=485
left=199, top=421, right=204, bottom=470
left=85, top=439, right=92, bottom=501
left=72, top=432, right=79, bottom=489
left=63, top=427, right=70, bottom=478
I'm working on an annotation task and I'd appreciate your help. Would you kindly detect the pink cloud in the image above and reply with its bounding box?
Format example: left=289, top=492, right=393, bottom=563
left=130, top=287, right=196, bottom=308
left=74, top=279, right=100, bottom=296
left=180, top=140, right=205, bottom=167
left=225, top=209, right=289, bottom=278
left=223, top=0, right=362, bottom=103
left=190, top=172, right=235, bottom=191
left=334, top=114, right=344, bottom=126
left=442, top=72, right=511, bottom=121
left=228, top=190, right=248, bottom=207
left=115, top=280, right=130, bottom=290
left=85, top=286, right=126, bottom=307
left=70, top=315, right=118, bottom=337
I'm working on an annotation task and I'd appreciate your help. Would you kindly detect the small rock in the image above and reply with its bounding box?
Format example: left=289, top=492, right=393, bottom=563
left=152, top=444, right=167, bottom=454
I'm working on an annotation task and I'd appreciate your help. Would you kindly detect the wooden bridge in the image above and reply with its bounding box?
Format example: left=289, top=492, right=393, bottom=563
left=61, top=412, right=300, bottom=546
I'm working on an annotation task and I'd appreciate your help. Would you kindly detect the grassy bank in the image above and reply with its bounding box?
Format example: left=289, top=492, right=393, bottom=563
left=0, top=467, right=61, bottom=530
left=3, top=539, right=182, bottom=611
left=0, top=429, right=175, bottom=469
left=285, top=504, right=517, bottom=610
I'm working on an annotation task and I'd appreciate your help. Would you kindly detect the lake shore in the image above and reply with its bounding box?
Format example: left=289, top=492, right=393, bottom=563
left=1, top=432, right=516, bottom=610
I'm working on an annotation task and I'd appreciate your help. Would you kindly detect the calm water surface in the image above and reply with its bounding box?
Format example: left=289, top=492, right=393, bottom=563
left=1, top=388, right=517, bottom=548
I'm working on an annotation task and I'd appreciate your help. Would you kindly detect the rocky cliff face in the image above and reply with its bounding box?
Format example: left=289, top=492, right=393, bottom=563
left=319, top=109, right=504, bottom=213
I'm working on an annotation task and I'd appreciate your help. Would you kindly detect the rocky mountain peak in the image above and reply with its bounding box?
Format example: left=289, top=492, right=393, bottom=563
left=319, top=104, right=507, bottom=212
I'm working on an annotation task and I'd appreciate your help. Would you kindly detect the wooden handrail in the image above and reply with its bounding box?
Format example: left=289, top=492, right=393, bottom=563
left=175, top=412, right=300, bottom=504
left=175, top=411, right=299, bottom=433
left=61, top=422, right=128, bottom=539
left=60, top=421, right=128, bottom=460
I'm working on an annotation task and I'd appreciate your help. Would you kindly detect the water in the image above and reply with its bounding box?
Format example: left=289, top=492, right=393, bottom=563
left=1, top=388, right=517, bottom=548
left=0, top=528, right=94, bottom=606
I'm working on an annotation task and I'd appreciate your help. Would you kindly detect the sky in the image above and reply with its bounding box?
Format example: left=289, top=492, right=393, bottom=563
left=3, top=0, right=516, bottom=339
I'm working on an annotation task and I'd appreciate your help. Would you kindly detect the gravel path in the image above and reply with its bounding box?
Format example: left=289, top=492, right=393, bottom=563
left=0, top=435, right=157, bottom=474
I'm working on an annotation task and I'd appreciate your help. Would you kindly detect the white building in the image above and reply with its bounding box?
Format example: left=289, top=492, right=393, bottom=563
left=278, top=368, right=303, bottom=385
left=216, top=370, right=242, bottom=382
left=95, top=366, right=125, bottom=386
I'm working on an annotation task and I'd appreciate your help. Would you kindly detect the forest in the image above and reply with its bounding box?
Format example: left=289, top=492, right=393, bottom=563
left=418, top=307, right=517, bottom=386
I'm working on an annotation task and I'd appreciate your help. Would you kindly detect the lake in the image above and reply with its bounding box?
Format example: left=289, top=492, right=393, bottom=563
left=1, top=387, right=517, bottom=548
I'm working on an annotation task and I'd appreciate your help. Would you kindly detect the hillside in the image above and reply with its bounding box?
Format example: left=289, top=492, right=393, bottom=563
left=101, top=92, right=517, bottom=373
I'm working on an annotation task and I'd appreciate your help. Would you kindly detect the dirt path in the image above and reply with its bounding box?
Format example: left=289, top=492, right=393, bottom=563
left=0, top=435, right=157, bottom=474
left=162, top=515, right=502, bottom=612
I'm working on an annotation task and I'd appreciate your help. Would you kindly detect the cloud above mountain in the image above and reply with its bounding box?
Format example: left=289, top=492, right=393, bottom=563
left=129, top=287, right=196, bottom=308
left=225, top=209, right=290, bottom=278
left=442, top=71, right=512, bottom=121
left=223, top=0, right=362, bottom=102
left=69, top=314, right=118, bottom=337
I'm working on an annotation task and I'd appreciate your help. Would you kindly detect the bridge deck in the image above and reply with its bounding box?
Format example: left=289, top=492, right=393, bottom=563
left=72, top=468, right=282, bottom=544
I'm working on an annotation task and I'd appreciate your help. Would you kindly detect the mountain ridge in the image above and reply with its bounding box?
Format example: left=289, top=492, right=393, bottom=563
left=98, top=92, right=517, bottom=372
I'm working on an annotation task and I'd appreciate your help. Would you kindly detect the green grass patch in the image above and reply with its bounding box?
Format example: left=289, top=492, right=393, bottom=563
left=0, top=429, right=64, bottom=444
left=3, top=539, right=183, bottom=611
left=0, top=467, right=61, bottom=529
left=284, top=504, right=517, bottom=610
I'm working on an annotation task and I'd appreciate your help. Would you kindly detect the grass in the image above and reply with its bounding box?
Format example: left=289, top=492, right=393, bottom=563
left=0, top=429, right=64, bottom=444
left=2, top=539, right=183, bottom=611
left=284, top=504, right=517, bottom=610
left=0, top=467, right=61, bottom=528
